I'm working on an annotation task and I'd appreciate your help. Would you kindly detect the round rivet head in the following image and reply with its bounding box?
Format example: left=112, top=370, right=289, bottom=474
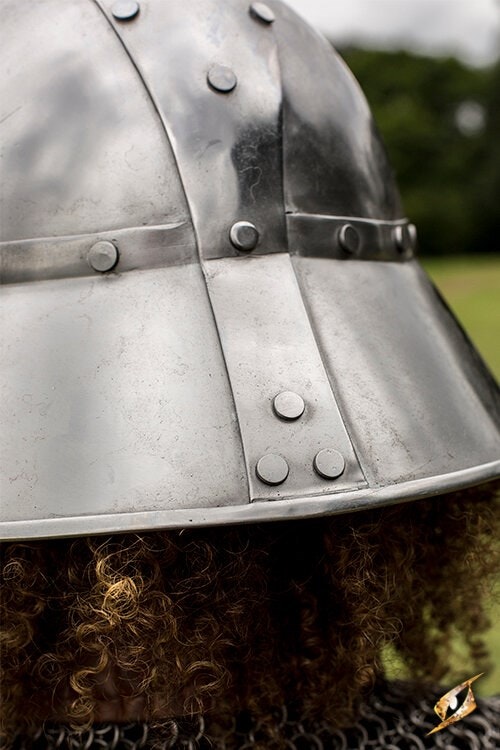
left=111, top=0, right=140, bottom=20
left=230, top=221, right=259, bottom=251
left=393, top=223, right=417, bottom=255
left=256, top=454, right=289, bottom=486
left=338, top=223, right=360, bottom=254
left=273, top=391, right=305, bottom=421
left=88, top=241, right=119, bottom=272
left=250, top=2, right=275, bottom=24
left=207, top=64, right=237, bottom=93
left=313, top=449, right=345, bottom=480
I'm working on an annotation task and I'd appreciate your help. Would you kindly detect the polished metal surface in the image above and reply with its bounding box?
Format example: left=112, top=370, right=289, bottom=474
left=87, top=241, right=119, bottom=272
left=256, top=454, right=290, bottom=486
left=1, top=0, right=499, bottom=540
left=249, top=2, right=275, bottom=24
left=276, top=2, right=403, bottom=220
left=1, top=265, right=248, bottom=527
left=293, top=257, right=500, bottom=488
left=273, top=391, right=305, bottom=421
left=111, top=0, right=140, bottom=20
left=0, top=0, right=190, bottom=244
left=229, top=221, right=260, bottom=251
left=313, top=449, right=345, bottom=480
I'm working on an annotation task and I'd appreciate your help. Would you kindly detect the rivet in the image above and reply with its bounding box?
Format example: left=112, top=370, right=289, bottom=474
left=273, top=391, right=305, bottom=421
left=230, top=221, right=259, bottom=251
left=207, top=64, right=237, bottom=93
left=256, top=454, right=289, bottom=486
left=313, top=449, right=345, bottom=480
left=338, top=223, right=360, bottom=254
left=249, top=2, right=275, bottom=24
left=393, top=223, right=417, bottom=255
left=88, top=241, right=119, bottom=272
left=111, top=0, right=140, bottom=21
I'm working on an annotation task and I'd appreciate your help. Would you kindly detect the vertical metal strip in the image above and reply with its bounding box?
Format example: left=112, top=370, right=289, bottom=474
left=97, top=0, right=364, bottom=502
left=204, top=254, right=366, bottom=501
left=97, top=0, right=286, bottom=261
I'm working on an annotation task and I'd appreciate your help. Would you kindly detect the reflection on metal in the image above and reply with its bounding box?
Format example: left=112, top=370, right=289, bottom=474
left=249, top=2, right=275, bottom=24
left=277, top=1, right=404, bottom=220
left=273, top=391, right=305, bottom=421
left=229, top=221, right=260, bottom=251
left=313, top=449, right=345, bottom=480
left=292, top=257, right=500, bottom=490
left=207, top=64, right=238, bottom=93
left=111, top=1, right=140, bottom=21
left=427, top=674, right=483, bottom=735
left=87, top=241, right=119, bottom=273
left=256, top=454, right=289, bottom=486
left=1, top=0, right=190, bottom=245
left=98, top=0, right=286, bottom=261
left=1, top=264, right=249, bottom=533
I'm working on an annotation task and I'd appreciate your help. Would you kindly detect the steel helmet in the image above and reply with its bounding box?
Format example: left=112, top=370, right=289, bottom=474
left=1, top=0, right=499, bottom=540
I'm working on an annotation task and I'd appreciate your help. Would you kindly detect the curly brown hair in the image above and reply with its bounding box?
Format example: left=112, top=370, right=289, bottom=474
left=1, top=482, right=499, bottom=746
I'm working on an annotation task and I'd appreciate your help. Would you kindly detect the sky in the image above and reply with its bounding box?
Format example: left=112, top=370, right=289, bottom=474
left=285, top=0, right=500, bottom=67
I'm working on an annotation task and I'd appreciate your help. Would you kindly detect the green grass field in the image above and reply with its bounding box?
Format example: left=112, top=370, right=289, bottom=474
left=386, top=254, right=500, bottom=696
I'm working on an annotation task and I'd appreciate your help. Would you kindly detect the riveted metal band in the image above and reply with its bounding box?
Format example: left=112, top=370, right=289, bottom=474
left=204, top=253, right=366, bottom=502
left=0, top=214, right=417, bottom=285
left=96, top=0, right=286, bottom=261
left=287, top=214, right=417, bottom=261
left=1, top=214, right=417, bottom=285
left=0, top=223, right=196, bottom=284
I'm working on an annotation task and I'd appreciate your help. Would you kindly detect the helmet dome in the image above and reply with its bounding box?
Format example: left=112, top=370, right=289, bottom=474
left=1, top=0, right=498, bottom=539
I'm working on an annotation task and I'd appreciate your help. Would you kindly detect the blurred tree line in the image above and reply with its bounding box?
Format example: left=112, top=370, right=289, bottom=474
left=338, top=48, right=500, bottom=256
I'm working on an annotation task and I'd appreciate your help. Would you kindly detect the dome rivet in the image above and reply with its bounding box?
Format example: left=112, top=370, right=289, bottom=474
left=230, top=221, right=259, bottom=251
left=111, top=1, right=140, bottom=21
left=88, top=241, right=119, bottom=273
left=393, top=223, right=417, bottom=255
left=313, top=449, right=345, bottom=480
left=338, top=223, right=360, bottom=254
left=207, top=64, right=237, bottom=93
left=249, top=2, right=276, bottom=24
left=273, top=391, right=305, bottom=421
left=256, top=454, right=289, bottom=486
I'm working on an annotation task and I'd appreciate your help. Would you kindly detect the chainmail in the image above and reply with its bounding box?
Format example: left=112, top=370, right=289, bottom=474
left=12, top=681, right=500, bottom=750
